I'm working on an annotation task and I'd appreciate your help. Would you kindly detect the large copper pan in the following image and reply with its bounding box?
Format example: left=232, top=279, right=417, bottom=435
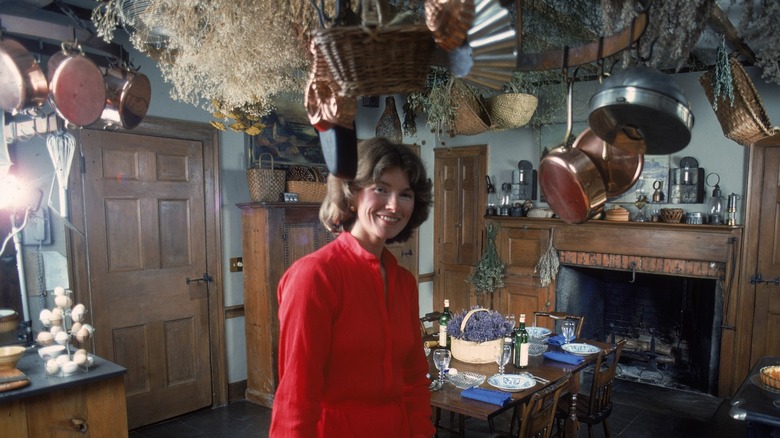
left=571, top=128, right=643, bottom=199
left=0, top=38, right=48, bottom=114
left=100, top=66, right=151, bottom=129
left=47, top=44, right=106, bottom=127
left=539, top=79, right=606, bottom=224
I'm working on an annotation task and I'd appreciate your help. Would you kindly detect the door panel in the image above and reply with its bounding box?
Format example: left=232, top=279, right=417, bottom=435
left=753, top=146, right=780, bottom=360
left=81, top=130, right=211, bottom=429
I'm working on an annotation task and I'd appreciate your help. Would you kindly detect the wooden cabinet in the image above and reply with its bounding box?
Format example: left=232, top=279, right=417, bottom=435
left=433, top=146, right=487, bottom=314
left=239, top=202, right=333, bottom=407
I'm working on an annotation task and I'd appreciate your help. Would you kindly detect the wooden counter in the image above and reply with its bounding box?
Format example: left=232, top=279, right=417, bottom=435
left=0, top=347, right=128, bottom=437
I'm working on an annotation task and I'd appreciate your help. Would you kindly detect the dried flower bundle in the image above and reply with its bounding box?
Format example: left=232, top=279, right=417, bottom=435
left=446, top=307, right=515, bottom=342
left=467, top=223, right=505, bottom=294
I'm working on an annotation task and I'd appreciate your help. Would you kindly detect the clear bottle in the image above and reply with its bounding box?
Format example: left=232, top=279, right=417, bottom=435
left=499, top=183, right=511, bottom=216
left=486, top=184, right=498, bottom=216
left=513, top=314, right=529, bottom=368
left=707, top=183, right=723, bottom=225
left=438, top=299, right=452, bottom=349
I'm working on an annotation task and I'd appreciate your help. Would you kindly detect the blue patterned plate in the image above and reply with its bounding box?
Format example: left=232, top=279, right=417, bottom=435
left=561, top=343, right=600, bottom=356
left=487, top=374, right=536, bottom=392
left=526, top=327, right=551, bottom=339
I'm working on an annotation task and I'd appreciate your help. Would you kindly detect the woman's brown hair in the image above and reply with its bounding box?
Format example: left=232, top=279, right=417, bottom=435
left=319, top=137, right=432, bottom=244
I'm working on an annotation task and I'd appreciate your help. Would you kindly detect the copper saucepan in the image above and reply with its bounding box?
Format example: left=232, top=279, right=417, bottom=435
left=0, top=38, right=48, bottom=114
left=47, top=43, right=106, bottom=127
left=539, top=77, right=607, bottom=224
left=101, top=66, right=151, bottom=129
left=571, top=127, right=644, bottom=199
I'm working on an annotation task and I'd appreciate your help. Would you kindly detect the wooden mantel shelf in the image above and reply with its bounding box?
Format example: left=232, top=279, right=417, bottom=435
left=489, top=217, right=743, bottom=278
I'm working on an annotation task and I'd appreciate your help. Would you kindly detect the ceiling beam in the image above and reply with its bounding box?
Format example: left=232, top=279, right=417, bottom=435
left=708, top=3, right=756, bottom=65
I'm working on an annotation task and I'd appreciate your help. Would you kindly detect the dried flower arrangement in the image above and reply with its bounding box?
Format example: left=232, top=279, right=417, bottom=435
left=467, top=223, right=505, bottom=294
left=738, top=0, right=780, bottom=85
left=446, top=307, right=514, bottom=342
left=405, top=68, right=458, bottom=137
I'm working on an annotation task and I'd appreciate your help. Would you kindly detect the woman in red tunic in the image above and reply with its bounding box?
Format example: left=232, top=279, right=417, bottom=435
left=270, top=138, right=435, bottom=437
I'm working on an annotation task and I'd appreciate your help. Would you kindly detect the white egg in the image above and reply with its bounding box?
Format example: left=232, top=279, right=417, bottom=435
left=61, top=360, right=79, bottom=375
left=45, top=358, right=60, bottom=375
left=54, top=286, right=66, bottom=296
left=70, top=322, right=82, bottom=334
left=39, top=309, right=52, bottom=326
left=50, top=308, right=63, bottom=326
left=49, top=325, right=63, bottom=336
left=56, top=354, right=70, bottom=366
left=73, top=352, right=87, bottom=365
left=37, top=331, right=54, bottom=346
left=71, top=304, right=86, bottom=322
left=55, top=331, right=70, bottom=345
left=81, top=323, right=94, bottom=334
left=76, top=327, right=90, bottom=344
left=55, top=295, right=72, bottom=308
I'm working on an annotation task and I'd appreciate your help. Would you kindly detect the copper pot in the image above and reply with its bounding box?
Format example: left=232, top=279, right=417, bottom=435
left=47, top=44, right=106, bottom=127
left=100, top=66, right=151, bottom=129
left=0, top=38, right=48, bottom=114
left=539, top=79, right=606, bottom=224
left=571, top=128, right=644, bottom=198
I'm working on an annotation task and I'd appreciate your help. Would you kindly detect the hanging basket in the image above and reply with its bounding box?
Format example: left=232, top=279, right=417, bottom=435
left=246, top=153, right=286, bottom=202
left=485, top=93, right=538, bottom=131
left=451, top=79, right=491, bottom=136
left=311, top=0, right=435, bottom=97
left=450, top=309, right=503, bottom=364
left=699, top=57, right=779, bottom=146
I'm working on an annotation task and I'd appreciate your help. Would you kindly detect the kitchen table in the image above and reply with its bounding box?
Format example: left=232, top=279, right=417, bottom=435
left=729, top=356, right=780, bottom=437
left=427, top=339, right=612, bottom=437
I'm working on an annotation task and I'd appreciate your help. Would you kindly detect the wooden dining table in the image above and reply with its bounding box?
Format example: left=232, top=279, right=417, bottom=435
left=426, top=338, right=613, bottom=437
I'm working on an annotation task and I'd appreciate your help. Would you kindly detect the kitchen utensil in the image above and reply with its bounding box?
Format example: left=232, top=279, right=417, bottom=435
left=46, top=118, right=76, bottom=219
left=100, top=64, right=151, bottom=129
left=540, top=76, right=606, bottom=224
left=47, top=43, right=106, bottom=127
left=571, top=127, right=643, bottom=198
left=0, top=37, right=48, bottom=114
left=588, top=66, right=694, bottom=154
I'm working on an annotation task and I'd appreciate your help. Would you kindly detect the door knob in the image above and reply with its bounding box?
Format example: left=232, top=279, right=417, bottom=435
left=186, top=273, right=213, bottom=285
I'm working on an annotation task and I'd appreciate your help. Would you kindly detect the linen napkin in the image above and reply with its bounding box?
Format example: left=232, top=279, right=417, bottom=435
left=548, top=335, right=574, bottom=346
left=460, top=387, right=512, bottom=406
left=543, top=351, right=584, bottom=365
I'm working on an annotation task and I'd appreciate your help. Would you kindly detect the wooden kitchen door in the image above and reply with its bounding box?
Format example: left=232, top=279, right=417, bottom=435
left=75, top=125, right=219, bottom=429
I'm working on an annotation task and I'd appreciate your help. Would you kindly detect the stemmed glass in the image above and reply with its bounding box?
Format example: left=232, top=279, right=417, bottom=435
left=506, top=314, right=516, bottom=333
left=432, top=349, right=451, bottom=388
left=494, top=343, right=511, bottom=375
left=561, top=320, right=576, bottom=344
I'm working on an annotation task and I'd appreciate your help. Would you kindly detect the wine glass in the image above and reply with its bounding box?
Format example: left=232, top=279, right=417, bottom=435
left=561, top=320, right=576, bottom=344
left=432, top=349, right=451, bottom=387
left=506, top=314, right=516, bottom=332
left=494, top=343, right=511, bottom=375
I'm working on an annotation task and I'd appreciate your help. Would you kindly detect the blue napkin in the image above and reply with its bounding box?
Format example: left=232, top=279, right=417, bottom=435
left=548, top=335, right=574, bottom=346
left=461, top=387, right=512, bottom=406
left=543, top=351, right=584, bottom=365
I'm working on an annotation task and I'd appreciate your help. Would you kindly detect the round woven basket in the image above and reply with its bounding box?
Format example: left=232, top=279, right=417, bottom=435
left=485, top=93, right=538, bottom=131
left=451, top=79, right=491, bottom=136
left=660, top=208, right=685, bottom=223
left=450, top=308, right=503, bottom=364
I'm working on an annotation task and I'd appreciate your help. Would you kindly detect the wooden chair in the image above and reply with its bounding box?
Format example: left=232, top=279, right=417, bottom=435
left=555, top=339, right=627, bottom=438
left=511, top=373, right=572, bottom=438
left=533, top=311, right=585, bottom=339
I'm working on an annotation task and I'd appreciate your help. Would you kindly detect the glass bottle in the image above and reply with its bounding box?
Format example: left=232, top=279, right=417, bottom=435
left=513, top=314, right=529, bottom=368
left=486, top=183, right=498, bottom=216
left=499, top=183, right=511, bottom=216
left=438, top=299, right=452, bottom=349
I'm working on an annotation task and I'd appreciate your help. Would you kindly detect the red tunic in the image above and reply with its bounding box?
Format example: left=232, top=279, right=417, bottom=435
left=270, top=232, right=434, bottom=437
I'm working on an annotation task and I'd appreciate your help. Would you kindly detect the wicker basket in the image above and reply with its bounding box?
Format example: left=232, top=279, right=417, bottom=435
left=311, top=0, right=435, bottom=98
left=450, top=308, right=503, bottom=364
left=700, top=57, right=779, bottom=146
left=485, top=93, right=538, bottom=131
left=660, top=208, right=685, bottom=223
left=246, top=153, right=286, bottom=202
left=287, top=166, right=327, bottom=203
left=451, top=79, right=491, bottom=136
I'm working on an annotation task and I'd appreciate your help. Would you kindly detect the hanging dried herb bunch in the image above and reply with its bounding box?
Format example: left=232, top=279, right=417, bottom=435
left=467, top=223, right=505, bottom=294
left=710, top=37, right=735, bottom=112
left=535, top=228, right=559, bottom=287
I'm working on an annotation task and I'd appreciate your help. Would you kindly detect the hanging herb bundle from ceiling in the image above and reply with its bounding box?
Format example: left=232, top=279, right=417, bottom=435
left=467, top=223, right=505, bottom=294
left=710, top=37, right=735, bottom=112
left=535, top=228, right=559, bottom=287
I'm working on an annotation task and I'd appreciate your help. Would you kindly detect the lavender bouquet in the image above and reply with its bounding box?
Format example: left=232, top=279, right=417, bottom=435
left=447, top=307, right=515, bottom=343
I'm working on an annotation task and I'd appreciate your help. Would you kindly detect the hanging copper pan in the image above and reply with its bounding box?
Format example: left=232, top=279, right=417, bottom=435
left=47, top=44, right=106, bottom=127
left=571, top=127, right=644, bottom=198
left=0, top=38, right=48, bottom=114
left=539, top=78, right=606, bottom=224
left=100, top=66, right=151, bottom=129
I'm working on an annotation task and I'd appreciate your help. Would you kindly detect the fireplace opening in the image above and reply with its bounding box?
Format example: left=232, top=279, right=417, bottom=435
left=555, top=265, right=721, bottom=395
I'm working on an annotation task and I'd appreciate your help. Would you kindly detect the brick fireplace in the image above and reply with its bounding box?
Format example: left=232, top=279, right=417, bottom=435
left=549, top=220, right=742, bottom=397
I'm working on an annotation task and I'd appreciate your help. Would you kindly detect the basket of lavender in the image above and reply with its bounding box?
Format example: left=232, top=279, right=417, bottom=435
left=447, top=308, right=515, bottom=364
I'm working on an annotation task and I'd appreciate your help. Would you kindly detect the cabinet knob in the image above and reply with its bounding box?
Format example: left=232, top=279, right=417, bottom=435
left=71, top=418, right=88, bottom=433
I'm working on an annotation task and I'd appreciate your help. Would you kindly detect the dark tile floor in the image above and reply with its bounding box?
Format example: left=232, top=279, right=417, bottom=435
left=128, top=378, right=747, bottom=438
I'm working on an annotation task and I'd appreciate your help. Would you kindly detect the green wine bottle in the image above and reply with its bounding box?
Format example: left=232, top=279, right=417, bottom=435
left=513, top=313, right=529, bottom=368
left=438, top=299, right=452, bottom=349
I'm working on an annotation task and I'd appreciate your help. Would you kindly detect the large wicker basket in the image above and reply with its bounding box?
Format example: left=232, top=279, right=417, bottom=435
left=287, top=166, right=327, bottom=203
left=246, top=154, right=286, bottom=202
left=450, top=308, right=503, bottom=364
left=700, top=57, right=779, bottom=146
left=451, top=79, right=491, bottom=136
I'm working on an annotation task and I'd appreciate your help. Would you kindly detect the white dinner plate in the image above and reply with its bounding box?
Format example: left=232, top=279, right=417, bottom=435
left=561, top=343, right=600, bottom=356
left=487, top=374, right=536, bottom=392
